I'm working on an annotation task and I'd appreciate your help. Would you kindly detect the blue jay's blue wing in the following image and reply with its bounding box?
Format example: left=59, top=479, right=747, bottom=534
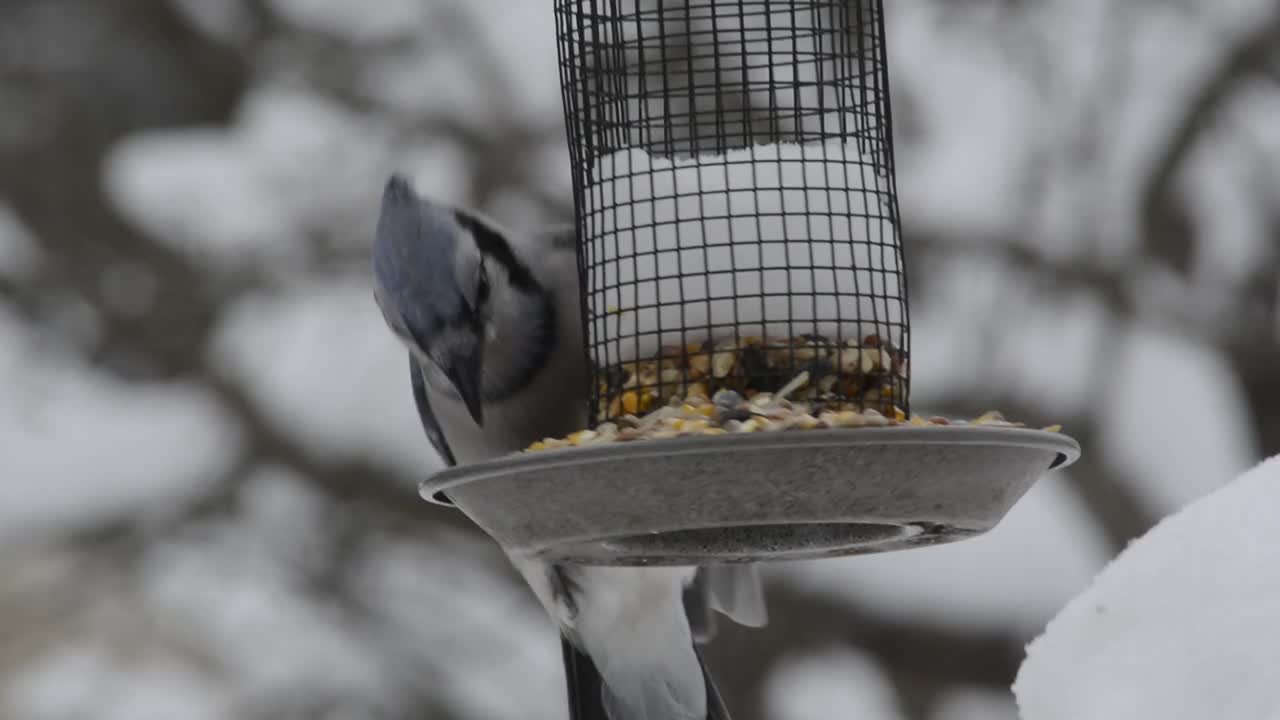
left=409, top=352, right=456, bottom=469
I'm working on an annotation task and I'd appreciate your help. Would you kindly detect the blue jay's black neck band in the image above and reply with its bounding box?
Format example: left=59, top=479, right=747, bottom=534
left=447, top=208, right=560, bottom=402
left=453, top=211, right=541, bottom=293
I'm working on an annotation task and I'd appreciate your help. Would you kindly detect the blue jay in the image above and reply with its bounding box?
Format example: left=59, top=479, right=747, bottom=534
left=371, top=175, right=765, bottom=720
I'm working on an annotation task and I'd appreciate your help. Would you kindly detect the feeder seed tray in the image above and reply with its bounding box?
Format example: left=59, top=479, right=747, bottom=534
left=421, top=424, right=1079, bottom=566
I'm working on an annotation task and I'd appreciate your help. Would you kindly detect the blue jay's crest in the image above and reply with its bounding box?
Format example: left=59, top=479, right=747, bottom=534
left=373, top=174, right=472, bottom=346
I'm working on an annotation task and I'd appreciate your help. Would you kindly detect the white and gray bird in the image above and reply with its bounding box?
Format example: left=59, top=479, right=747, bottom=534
left=370, top=175, right=766, bottom=720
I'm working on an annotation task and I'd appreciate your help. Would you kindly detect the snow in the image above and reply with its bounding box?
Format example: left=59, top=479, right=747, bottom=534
left=351, top=532, right=565, bottom=720
left=0, top=309, right=240, bottom=541
left=268, top=0, right=428, bottom=42
left=462, top=0, right=562, bottom=124
left=104, top=88, right=396, bottom=272
left=589, top=142, right=903, bottom=363
left=360, top=0, right=561, bottom=127
left=888, top=2, right=1037, bottom=236
left=4, top=469, right=566, bottom=720
left=209, top=277, right=439, bottom=479
left=930, top=688, right=1019, bottom=720
left=1184, top=122, right=1279, bottom=285
left=168, top=0, right=257, bottom=45
left=6, top=646, right=232, bottom=720
left=764, top=646, right=905, bottom=720
left=1099, top=327, right=1256, bottom=514
left=908, top=262, right=1108, bottom=419
left=1014, top=453, right=1280, bottom=720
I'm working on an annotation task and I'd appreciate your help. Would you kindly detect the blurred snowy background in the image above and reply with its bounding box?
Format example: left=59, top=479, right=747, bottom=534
left=1, top=0, right=1278, bottom=718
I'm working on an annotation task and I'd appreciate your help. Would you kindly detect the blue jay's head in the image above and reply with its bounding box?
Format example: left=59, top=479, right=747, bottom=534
left=372, top=175, right=555, bottom=425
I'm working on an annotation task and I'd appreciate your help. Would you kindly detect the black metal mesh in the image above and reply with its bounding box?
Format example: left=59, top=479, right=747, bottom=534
left=555, top=0, right=909, bottom=426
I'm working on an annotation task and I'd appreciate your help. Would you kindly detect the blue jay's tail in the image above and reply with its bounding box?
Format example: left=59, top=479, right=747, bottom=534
left=685, top=565, right=768, bottom=645
left=562, top=637, right=730, bottom=720
left=563, top=637, right=605, bottom=720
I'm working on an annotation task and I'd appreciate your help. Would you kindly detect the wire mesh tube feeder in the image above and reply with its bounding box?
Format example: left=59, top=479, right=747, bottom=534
left=421, top=0, right=1079, bottom=565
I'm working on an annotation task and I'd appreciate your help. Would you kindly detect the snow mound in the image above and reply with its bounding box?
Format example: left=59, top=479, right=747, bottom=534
left=587, top=142, right=902, bottom=363
left=1014, top=453, right=1280, bottom=720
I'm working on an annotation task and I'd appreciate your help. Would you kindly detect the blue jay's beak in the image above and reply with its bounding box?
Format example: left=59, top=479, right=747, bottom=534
left=444, top=346, right=485, bottom=426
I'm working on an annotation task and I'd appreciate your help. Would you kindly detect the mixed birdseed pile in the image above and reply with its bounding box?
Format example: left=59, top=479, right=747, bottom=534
left=595, top=333, right=906, bottom=420
left=525, top=334, right=1060, bottom=452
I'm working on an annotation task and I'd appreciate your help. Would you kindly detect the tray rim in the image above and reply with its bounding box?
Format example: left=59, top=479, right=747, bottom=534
left=420, top=424, right=1080, bottom=505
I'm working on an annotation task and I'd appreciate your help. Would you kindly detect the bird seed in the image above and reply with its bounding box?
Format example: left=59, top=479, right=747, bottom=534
left=523, top=334, right=1060, bottom=451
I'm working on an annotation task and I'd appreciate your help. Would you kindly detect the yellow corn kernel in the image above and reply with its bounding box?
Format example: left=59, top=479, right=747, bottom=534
left=701, top=427, right=728, bottom=435
left=791, top=414, right=820, bottom=429
left=568, top=430, right=597, bottom=445
left=894, top=407, right=907, bottom=422
left=909, top=415, right=928, bottom=427
left=622, top=392, right=639, bottom=414
left=681, top=403, right=714, bottom=417
left=1043, top=424, right=1062, bottom=433
left=974, top=410, right=1005, bottom=424
left=689, top=353, right=711, bottom=377
left=711, top=350, right=736, bottom=378
left=638, top=391, right=657, bottom=412
left=836, top=411, right=865, bottom=427
left=681, top=419, right=710, bottom=433
left=687, top=382, right=709, bottom=400
left=527, top=441, right=547, bottom=451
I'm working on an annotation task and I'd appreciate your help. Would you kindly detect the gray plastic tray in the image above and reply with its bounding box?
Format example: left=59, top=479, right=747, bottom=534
left=421, top=425, right=1079, bottom=566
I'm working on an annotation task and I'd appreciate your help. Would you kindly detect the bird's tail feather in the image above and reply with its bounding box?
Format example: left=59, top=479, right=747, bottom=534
left=683, top=574, right=718, bottom=645
left=562, top=637, right=731, bottom=720
left=698, top=644, right=732, bottom=720
left=563, top=637, right=607, bottom=720
left=703, top=565, right=768, bottom=630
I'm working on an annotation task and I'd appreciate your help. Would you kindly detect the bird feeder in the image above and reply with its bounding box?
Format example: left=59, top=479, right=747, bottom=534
left=422, top=0, right=1078, bottom=565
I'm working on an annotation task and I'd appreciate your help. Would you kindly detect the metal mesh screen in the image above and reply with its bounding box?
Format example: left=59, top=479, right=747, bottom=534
left=555, top=0, right=909, bottom=426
